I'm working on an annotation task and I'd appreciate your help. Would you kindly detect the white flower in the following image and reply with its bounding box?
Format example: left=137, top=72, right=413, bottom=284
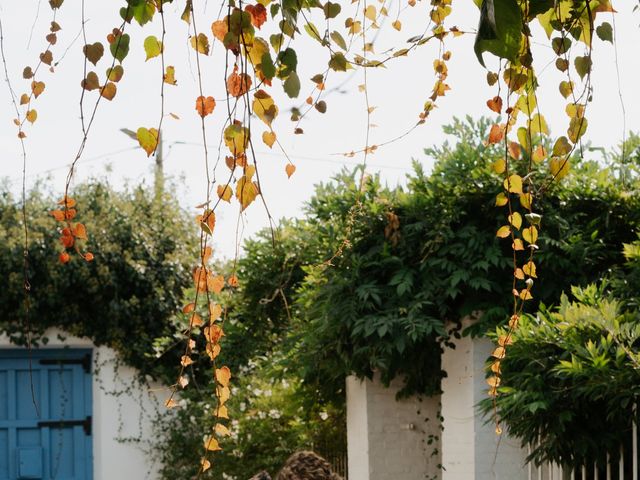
left=253, top=388, right=263, bottom=396
left=319, top=411, right=329, bottom=421
left=268, top=409, right=281, bottom=419
left=258, top=411, right=267, bottom=419
left=281, top=379, right=290, bottom=388
left=264, top=389, right=272, bottom=397
left=239, top=402, right=247, bottom=412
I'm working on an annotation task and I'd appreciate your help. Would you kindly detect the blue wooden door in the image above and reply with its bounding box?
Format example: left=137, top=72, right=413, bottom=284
left=0, top=349, right=92, bottom=480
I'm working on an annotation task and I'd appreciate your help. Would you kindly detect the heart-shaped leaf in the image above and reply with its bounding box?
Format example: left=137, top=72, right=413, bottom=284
left=136, top=127, right=159, bottom=156
left=83, top=42, right=104, bottom=66
left=81, top=71, right=100, bottom=91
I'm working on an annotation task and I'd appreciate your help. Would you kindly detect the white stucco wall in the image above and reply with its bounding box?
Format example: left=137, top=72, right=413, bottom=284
left=441, top=332, right=528, bottom=480
left=346, top=374, right=442, bottom=480
left=1, top=328, right=167, bottom=480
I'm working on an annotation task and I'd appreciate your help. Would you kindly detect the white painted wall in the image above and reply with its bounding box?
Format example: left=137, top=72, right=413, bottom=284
left=0, top=328, right=167, bottom=480
left=346, top=374, right=442, bottom=480
left=441, top=331, right=528, bottom=480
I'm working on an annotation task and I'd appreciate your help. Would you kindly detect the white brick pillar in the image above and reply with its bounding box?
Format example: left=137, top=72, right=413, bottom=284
left=441, top=332, right=528, bottom=480
left=346, top=374, right=442, bottom=480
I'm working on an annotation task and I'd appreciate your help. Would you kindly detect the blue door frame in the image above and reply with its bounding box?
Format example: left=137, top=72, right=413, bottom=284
left=0, top=349, right=93, bottom=480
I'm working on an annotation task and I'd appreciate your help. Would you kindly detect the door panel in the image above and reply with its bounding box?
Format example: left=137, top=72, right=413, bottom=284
left=0, top=350, right=92, bottom=480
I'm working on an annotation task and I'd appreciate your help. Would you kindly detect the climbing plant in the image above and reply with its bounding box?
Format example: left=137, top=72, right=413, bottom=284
left=0, top=0, right=627, bottom=470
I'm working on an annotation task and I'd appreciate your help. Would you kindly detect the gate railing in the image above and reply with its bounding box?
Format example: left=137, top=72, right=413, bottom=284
left=527, top=407, right=638, bottom=480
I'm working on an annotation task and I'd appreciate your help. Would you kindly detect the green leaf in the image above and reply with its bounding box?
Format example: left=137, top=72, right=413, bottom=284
left=330, top=31, right=347, bottom=50
left=132, top=2, right=156, bottom=26
left=574, top=56, right=592, bottom=80
left=260, top=53, right=276, bottom=80
left=304, top=22, right=323, bottom=43
left=328, top=52, right=348, bottom=72
left=596, top=22, right=613, bottom=43
left=110, top=33, right=130, bottom=63
left=283, top=71, right=301, bottom=98
left=473, top=0, right=522, bottom=67
left=277, top=48, right=298, bottom=78
left=143, top=36, right=162, bottom=61
left=323, top=2, right=341, bottom=19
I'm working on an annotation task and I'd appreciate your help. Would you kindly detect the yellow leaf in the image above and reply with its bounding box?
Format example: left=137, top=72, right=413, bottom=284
left=190, top=33, right=210, bottom=55
left=528, top=113, right=549, bottom=135
left=508, top=212, right=522, bottom=230
left=522, top=226, right=538, bottom=244
left=491, top=361, right=501, bottom=374
left=514, top=268, right=525, bottom=280
left=519, top=192, right=532, bottom=210
left=503, top=174, right=523, bottom=194
left=20, top=93, right=29, bottom=105
left=550, top=157, right=570, bottom=180
left=26, top=109, right=37, bottom=123
left=392, top=20, right=401, bottom=31
left=492, top=347, right=506, bottom=359
left=262, top=131, right=276, bottom=148
left=164, top=65, right=177, bottom=85
left=519, top=289, right=533, bottom=300
left=285, top=164, right=296, bottom=178
left=215, top=423, right=231, bottom=437
left=236, top=176, right=259, bottom=210
left=203, top=436, right=222, bottom=451
left=512, top=239, right=524, bottom=251
left=495, top=193, right=508, bottom=207
left=364, top=5, right=377, bottom=21
left=216, top=405, right=229, bottom=419
left=165, top=398, right=178, bottom=408
left=215, top=366, right=232, bottom=387
left=253, top=90, right=278, bottom=126
left=201, top=458, right=211, bottom=472
left=217, top=184, right=232, bottom=202
left=181, top=355, right=194, bottom=367
left=498, top=335, right=513, bottom=346
left=486, top=376, right=501, bottom=387
left=217, top=385, right=231, bottom=405
left=492, top=158, right=506, bottom=174
left=523, top=261, right=537, bottom=278
left=136, top=127, right=159, bottom=157
left=496, top=226, right=511, bottom=238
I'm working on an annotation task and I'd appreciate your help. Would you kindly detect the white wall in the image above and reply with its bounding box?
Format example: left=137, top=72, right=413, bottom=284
left=440, top=332, right=528, bottom=480
left=0, top=328, right=167, bottom=480
left=346, top=374, right=442, bottom=480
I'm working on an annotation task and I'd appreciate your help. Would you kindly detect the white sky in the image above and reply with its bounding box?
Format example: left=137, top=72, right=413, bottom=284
left=0, top=2, right=638, bottom=259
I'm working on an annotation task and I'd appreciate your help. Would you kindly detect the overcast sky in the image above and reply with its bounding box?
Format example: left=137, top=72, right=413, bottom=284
left=1, top=2, right=638, bottom=259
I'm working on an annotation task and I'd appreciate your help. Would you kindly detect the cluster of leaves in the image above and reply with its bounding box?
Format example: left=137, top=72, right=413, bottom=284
left=0, top=180, right=197, bottom=381
left=483, top=281, right=640, bottom=468
left=223, top=118, right=640, bottom=399
left=156, top=356, right=346, bottom=480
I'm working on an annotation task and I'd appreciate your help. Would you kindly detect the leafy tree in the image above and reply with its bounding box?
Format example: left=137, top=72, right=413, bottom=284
left=0, top=180, right=198, bottom=381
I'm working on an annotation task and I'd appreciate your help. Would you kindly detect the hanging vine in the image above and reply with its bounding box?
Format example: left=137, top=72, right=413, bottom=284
left=0, top=0, right=624, bottom=472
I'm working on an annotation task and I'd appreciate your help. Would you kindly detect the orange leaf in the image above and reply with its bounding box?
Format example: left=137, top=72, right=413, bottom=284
left=214, top=423, right=231, bottom=437
left=181, top=355, right=194, bottom=367
left=245, top=4, right=267, bottom=28
left=204, top=436, right=222, bottom=451
left=486, top=96, right=502, bottom=113
left=488, top=124, right=504, bottom=144
left=100, top=82, right=117, bottom=101
left=51, top=210, right=65, bottom=221
left=211, top=20, right=228, bottom=43
left=204, top=325, right=225, bottom=344
left=217, top=385, right=231, bottom=405
left=285, top=164, right=296, bottom=178
left=58, top=196, right=77, bottom=208
left=208, top=274, right=225, bottom=294
left=215, top=366, right=232, bottom=387
left=195, top=96, right=216, bottom=117
left=84, top=252, right=94, bottom=262
left=216, top=405, right=229, bottom=419
left=227, top=274, right=239, bottom=288
left=73, top=223, right=88, bottom=240
left=206, top=343, right=221, bottom=360
left=59, top=251, right=70, bottom=264
left=31, top=81, right=45, bottom=98
left=227, top=70, right=252, bottom=98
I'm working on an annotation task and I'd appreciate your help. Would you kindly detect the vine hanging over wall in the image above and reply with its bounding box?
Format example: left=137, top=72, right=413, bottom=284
left=0, top=0, right=624, bottom=472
